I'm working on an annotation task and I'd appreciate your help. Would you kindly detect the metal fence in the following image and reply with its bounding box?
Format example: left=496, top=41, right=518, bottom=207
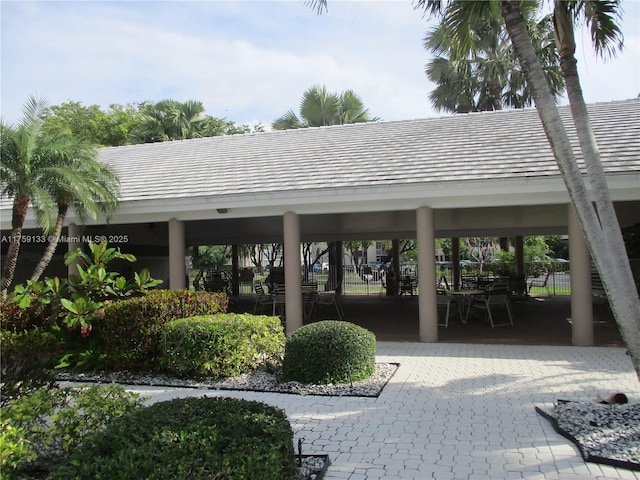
left=199, top=259, right=640, bottom=298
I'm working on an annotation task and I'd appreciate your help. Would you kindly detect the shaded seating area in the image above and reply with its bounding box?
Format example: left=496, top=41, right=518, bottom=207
left=253, top=279, right=329, bottom=321
left=465, top=285, right=514, bottom=328
left=229, top=292, right=624, bottom=346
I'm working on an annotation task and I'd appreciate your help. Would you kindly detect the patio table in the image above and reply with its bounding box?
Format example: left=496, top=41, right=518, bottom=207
left=446, top=289, right=486, bottom=322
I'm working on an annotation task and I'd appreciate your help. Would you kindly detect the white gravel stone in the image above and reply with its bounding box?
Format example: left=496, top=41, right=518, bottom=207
left=540, top=400, right=640, bottom=467
left=56, top=362, right=398, bottom=398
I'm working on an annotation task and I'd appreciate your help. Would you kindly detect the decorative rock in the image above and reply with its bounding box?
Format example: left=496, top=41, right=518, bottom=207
left=542, top=400, right=640, bottom=467
left=56, top=362, right=398, bottom=398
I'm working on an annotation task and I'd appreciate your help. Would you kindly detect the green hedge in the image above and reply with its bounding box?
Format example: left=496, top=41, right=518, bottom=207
left=160, top=313, right=285, bottom=379
left=2, top=384, right=144, bottom=479
left=49, top=396, right=298, bottom=480
left=0, top=329, right=61, bottom=405
left=97, top=289, right=228, bottom=371
left=1, top=296, right=61, bottom=402
left=0, top=299, right=53, bottom=332
left=281, top=320, right=376, bottom=384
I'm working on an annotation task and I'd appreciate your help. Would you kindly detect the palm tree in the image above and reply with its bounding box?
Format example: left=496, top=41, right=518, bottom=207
left=551, top=0, right=639, bottom=364
left=30, top=154, right=120, bottom=281
left=1, top=97, right=117, bottom=297
left=308, top=0, right=640, bottom=375
left=417, top=0, right=640, bottom=373
left=424, top=6, right=564, bottom=112
left=134, top=99, right=208, bottom=142
left=272, top=85, right=378, bottom=130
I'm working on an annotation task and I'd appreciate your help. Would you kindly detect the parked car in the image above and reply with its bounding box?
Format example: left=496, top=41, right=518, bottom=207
left=460, top=260, right=478, bottom=268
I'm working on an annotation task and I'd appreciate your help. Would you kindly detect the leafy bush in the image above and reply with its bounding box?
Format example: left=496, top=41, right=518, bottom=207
left=8, top=242, right=163, bottom=336
left=281, top=320, right=376, bottom=384
left=0, top=299, right=52, bottom=332
left=1, top=384, right=145, bottom=479
left=49, top=396, right=298, bottom=480
left=0, top=298, right=62, bottom=402
left=98, top=289, right=228, bottom=371
left=0, top=329, right=61, bottom=404
left=160, top=313, right=285, bottom=379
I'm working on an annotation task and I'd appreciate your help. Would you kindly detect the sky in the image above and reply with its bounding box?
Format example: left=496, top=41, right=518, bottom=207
left=1, top=0, right=639, bottom=129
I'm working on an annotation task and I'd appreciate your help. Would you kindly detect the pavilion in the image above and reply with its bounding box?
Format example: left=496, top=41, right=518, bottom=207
left=2, top=99, right=639, bottom=345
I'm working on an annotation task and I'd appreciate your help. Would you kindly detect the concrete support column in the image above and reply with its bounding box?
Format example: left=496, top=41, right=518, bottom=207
left=231, top=245, right=239, bottom=297
left=328, top=241, right=344, bottom=293
left=284, top=212, right=303, bottom=335
left=168, top=218, right=186, bottom=290
left=515, top=236, right=525, bottom=276
left=513, top=236, right=527, bottom=297
left=452, top=238, right=460, bottom=290
left=417, top=206, right=438, bottom=342
left=390, top=239, right=400, bottom=296
left=67, top=223, right=84, bottom=278
left=568, top=205, right=594, bottom=346
left=336, top=241, right=343, bottom=294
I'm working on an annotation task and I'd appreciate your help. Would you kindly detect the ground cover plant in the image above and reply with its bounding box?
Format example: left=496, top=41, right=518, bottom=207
left=1, top=384, right=145, bottom=479
left=1, top=243, right=377, bottom=479
left=48, top=396, right=299, bottom=480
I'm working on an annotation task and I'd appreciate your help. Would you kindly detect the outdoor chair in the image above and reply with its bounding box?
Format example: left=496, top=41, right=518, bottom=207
left=461, top=275, right=478, bottom=289
left=309, top=281, right=344, bottom=320
left=527, top=271, right=551, bottom=295
left=436, top=292, right=463, bottom=328
left=253, top=282, right=273, bottom=315
left=465, top=289, right=514, bottom=328
left=399, top=275, right=417, bottom=296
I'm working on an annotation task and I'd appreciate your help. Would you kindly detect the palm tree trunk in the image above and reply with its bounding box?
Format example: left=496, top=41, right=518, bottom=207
left=553, top=1, right=640, bottom=359
left=500, top=0, right=640, bottom=377
left=31, top=204, right=69, bottom=282
left=1, top=194, right=30, bottom=299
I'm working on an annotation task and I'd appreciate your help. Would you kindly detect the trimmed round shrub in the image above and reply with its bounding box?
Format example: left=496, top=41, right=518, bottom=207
left=281, top=320, right=376, bottom=384
left=160, top=313, right=285, bottom=379
left=49, top=396, right=298, bottom=480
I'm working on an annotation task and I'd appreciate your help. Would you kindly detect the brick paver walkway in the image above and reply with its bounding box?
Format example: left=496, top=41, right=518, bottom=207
left=128, top=342, right=640, bottom=480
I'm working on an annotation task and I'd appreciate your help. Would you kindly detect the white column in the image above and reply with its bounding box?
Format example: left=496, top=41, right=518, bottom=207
left=283, top=211, right=303, bottom=335
left=417, top=206, right=438, bottom=342
left=67, top=223, right=84, bottom=278
left=168, top=218, right=186, bottom=290
left=568, top=204, right=594, bottom=346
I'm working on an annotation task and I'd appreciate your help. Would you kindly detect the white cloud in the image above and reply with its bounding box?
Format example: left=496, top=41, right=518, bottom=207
left=1, top=0, right=638, bottom=128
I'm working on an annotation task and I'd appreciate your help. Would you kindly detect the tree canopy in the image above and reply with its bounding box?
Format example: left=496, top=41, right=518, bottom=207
left=424, top=2, right=564, bottom=112
left=41, top=99, right=263, bottom=147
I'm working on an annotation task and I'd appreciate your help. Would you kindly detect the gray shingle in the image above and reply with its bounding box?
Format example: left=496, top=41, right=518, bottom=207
left=95, top=99, right=639, bottom=203
left=1, top=99, right=638, bottom=214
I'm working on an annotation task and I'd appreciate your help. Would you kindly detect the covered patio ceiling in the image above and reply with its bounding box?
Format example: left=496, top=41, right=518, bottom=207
left=74, top=199, right=640, bottom=249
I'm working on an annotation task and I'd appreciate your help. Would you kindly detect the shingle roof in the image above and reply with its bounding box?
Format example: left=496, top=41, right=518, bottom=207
left=96, top=98, right=639, bottom=203
left=1, top=99, right=639, bottom=227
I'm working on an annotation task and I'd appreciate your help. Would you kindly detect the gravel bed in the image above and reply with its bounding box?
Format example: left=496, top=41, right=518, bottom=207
left=57, top=364, right=396, bottom=479
left=536, top=400, right=640, bottom=471
left=56, top=362, right=399, bottom=398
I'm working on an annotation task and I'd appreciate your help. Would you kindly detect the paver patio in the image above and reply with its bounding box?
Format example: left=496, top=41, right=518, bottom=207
left=125, top=342, right=640, bottom=480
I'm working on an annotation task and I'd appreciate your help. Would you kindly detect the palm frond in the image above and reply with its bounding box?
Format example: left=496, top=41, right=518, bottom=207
left=579, top=0, right=624, bottom=59
left=272, top=110, right=304, bottom=130
left=305, top=0, right=327, bottom=15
